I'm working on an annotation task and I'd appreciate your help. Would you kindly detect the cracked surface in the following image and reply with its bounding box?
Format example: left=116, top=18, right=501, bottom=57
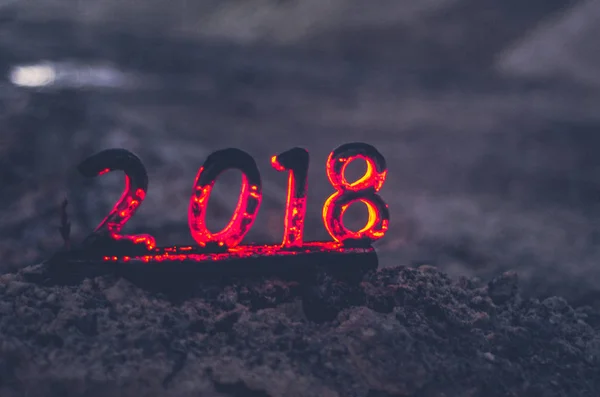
left=0, top=264, right=598, bottom=396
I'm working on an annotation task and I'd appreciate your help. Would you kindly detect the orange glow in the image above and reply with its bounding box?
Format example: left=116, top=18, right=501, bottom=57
left=322, top=143, right=390, bottom=244
left=271, top=148, right=309, bottom=248
left=327, top=154, right=387, bottom=192
left=189, top=149, right=262, bottom=248
left=270, top=155, right=283, bottom=171
left=109, top=232, right=156, bottom=250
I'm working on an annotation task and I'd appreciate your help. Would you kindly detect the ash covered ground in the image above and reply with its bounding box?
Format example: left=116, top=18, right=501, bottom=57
left=1, top=1, right=600, bottom=395
left=1, top=264, right=599, bottom=396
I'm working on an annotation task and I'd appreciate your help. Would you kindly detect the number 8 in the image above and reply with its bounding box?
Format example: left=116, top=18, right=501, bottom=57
left=322, top=143, right=390, bottom=245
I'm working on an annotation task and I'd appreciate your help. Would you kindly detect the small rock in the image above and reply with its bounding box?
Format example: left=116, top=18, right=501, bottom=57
left=6, top=281, right=30, bottom=296
left=34, top=288, right=47, bottom=300
left=472, top=311, right=491, bottom=327
left=213, top=307, right=245, bottom=333
left=487, top=271, right=519, bottom=305
left=104, top=278, right=135, bottom=305
left=483, top=352, right=496, bottom=362
left=417, top=264, right=438, bottom=273
left=542, top=296, right=569, bottom=313
left=71, top=313, right=98, bottom=336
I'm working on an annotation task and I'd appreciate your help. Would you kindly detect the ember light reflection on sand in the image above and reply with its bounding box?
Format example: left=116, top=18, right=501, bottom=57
left=50, top=143, right=389, bottom=269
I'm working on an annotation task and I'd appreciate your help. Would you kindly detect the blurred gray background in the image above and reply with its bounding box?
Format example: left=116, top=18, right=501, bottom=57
left=1, top=0, right=600, bottom=305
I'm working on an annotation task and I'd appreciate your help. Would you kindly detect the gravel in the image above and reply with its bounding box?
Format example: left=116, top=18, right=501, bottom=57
left=0, top=262, right=598, bottom=396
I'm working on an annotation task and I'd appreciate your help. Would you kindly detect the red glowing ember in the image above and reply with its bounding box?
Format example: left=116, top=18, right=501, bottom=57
left=271, top=148, right=309, bottom=248
left=189, top=149, right=263, bottom=248
left=78, top=149, right=156, bottom=251
left=61, top=143, right=389, bottom=266
left=100, top=242, right=371, bottom=264
left=323, top=143, right=389, bottom=243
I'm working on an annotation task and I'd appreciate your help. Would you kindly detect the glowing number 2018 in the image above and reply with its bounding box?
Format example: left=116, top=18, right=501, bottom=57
left=78, top=142, right=388, bottom=251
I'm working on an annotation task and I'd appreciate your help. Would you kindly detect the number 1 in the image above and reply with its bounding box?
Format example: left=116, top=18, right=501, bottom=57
left=271, top=148, right=309, bottom=247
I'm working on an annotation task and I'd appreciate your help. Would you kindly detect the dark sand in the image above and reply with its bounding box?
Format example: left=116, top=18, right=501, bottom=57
left=0, top=263, right=598, bottom=396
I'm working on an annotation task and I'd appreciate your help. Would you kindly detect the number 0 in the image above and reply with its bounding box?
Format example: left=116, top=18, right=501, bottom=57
left=188, top=148, right=263, bottom=248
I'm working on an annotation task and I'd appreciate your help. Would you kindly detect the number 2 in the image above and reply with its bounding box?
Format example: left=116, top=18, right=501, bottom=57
left=78, top=149, right=156, bottom=249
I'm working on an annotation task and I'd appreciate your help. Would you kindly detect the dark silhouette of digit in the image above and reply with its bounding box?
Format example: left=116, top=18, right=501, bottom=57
left=78, top=148, right=155, bottom=249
